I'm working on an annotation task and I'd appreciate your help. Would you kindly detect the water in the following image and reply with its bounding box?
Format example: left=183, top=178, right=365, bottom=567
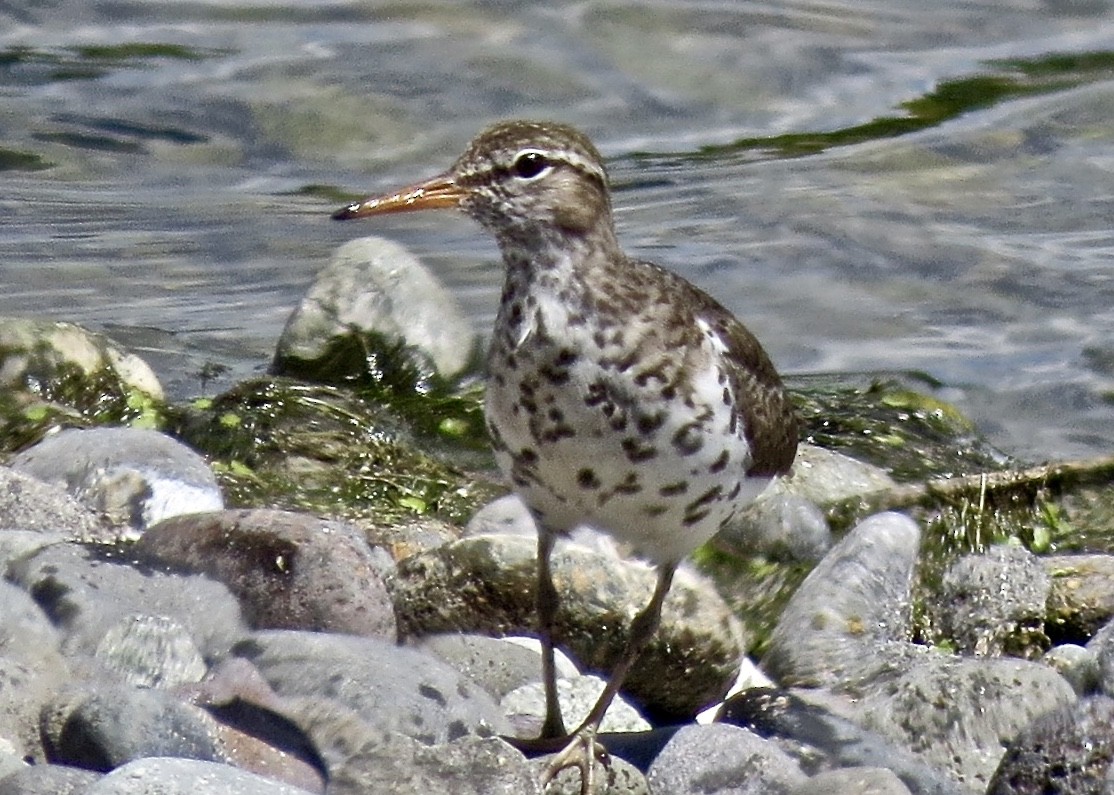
left=2, top=0, right=1112, bottom=462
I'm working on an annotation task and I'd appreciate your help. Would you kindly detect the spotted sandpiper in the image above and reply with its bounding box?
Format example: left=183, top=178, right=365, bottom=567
left=334, top=120, right=798, bottom=792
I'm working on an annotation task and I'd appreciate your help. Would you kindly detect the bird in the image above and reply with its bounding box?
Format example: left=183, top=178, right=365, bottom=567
left=333, top=120, right=799, bottom=793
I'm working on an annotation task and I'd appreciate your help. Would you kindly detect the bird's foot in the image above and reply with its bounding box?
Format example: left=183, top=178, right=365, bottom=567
left=539, top=725, right=609, bottom=795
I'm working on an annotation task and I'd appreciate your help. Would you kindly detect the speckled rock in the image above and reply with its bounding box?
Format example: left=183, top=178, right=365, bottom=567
left=391, top=533, right=744, bottom=720
left=232, top=630, right=510, bottom=744
left=937, top=545, right=1051, bottom=657
left=0, top=581, right=71, bottom=763
left=40, top=683, right=223, bottom=771
left=10, top=427, right=222, bottom=536
left=0, top=467, right=111, bottom=541
left=325, top=732, right=537, bottom=795
left=135, top=509, right=396, bottom=639
left=1045, top=554, right=1114, bottom=639
left=84, top=757, right=317, bottom=795
left=0, top=763, right=102, bottom=794
left=7, top=541, right=248, bottom=660
left=795, top=767, right=913, bottom=795
left=987, top=695, right=1114, bottom=794
left=646, top=723, right=807, bottom=794
left=763, top=512, right=1077, bottom=790
left=92, top=614, right=207, bottom=689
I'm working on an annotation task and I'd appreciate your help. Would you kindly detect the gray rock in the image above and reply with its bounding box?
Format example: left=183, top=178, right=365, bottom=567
left=716, top=687, right=966, bottom=795
left=0, top=317, right=163, bottom=402
left=937, top=545, right=1050, bottom=657
left=987, top=695, right=1114, bottom=794
left=232, top=630, right=509, bottom=744
left=325, top=732, right=538, bottom=795
left=540, top=752, right=648, bottom=795
left=646, top=723, right=807, bottom=794
left=1047, top=554, right=1114, bottom=640
left=135, top=509, right=396, bottom=639
left=503, top=673, right=649, bottom=738
left=0, top=764, right=102, bottom=795
left=731, top=492, right=831, bottom=562
left=764, top=512, right=924, bottom=688
left=10, top=428, right=222, bottom=536
left=0, top=467, right=110, bottom=542
left=415, top=633, right=552, bottom=700
left=40, top=683, right=223, bottom=771
left=795, top=767, right=913, bottom=795
left=0, top=581, right=71, bottom=763
left=275, top=236, right=475, bottom=379
left=762, top=512, right=1076, bottom=790
left=7, top=541, right=248, bottom=661
left=763, top=444, right=896, bottom=507
left=855, top=656, right=1075, bottom=791
left=93, top=614, right=207, bottom=689
left=1090, top=618, right=1114, bottom=696
left=84, top=757, right=317, bottom=795
left=392, top=533, right=743, bottom=720
left=1042, top=643, right=1100, bottom=695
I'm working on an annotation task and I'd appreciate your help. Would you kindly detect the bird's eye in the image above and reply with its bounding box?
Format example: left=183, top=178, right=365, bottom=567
left=511, top=150, right=552, bottom=180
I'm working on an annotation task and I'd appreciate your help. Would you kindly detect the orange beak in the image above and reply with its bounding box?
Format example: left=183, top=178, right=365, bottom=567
left=332, top=172, right=466, bottom=220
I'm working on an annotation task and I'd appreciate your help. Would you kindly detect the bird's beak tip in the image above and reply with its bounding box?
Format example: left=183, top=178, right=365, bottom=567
left=331, top=173, right=464, bottom=221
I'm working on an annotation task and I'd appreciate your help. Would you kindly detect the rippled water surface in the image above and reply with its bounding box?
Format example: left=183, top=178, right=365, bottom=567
left=3, top=1, right=1113, bottom=461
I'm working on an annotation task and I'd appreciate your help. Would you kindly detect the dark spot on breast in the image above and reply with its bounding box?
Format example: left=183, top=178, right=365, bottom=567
left=518, top=448, right=538, bottom=465
left=548, top=407, right=565, bottom=422
left=709, top=450, right=730, bottom=473
left=577, top=468, right=601, bottom=489
left=682, top=508, right=711, bottom=526
left=727, top=481, right=742, bottom=500
left=584, top=382, right=607, bottom=407
left=659, top=481, right=688, bottom=496
left=644, top=505, right=668, bottom=517
left=555, top=348, right=578, bottom=366
left=635, top=410, right=666, bottom=436
left=660, top=384, right=677, bottom=400
left=722, top=387, right=731, bottom=405
left=621, top=437, right=658, bottom=462
left=686, top=485, right=723, bottom=512
left=672, top=422, right=704, bottom=456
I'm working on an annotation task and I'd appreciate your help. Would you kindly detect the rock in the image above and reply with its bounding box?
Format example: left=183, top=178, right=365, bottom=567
left=763, top=512, right=1076, bottom=790
left=937, top=545, right=1051, bottom=657
left=795, top=767, right=913, bottom=795
left=0, top=467, right=111, bottom=542
left=83, top=757, right=317, bottom=795
left=324, top=732, right=538, bottom=795
left=855, top=656, right=1075, bottom=791
left=415, top=633, right=560, bottom=701
left=729, top=492, right=831, bottom=562
left=7, top=541, right=248, bottom=661
left=503, top=673, right=650, bottom=738
left=391, top=533, right=744, bottom=720
left=0, top=317, right=163, bottom=402
left=987, top=695, right=1114, bottom=794
left=1045, top=554, right=1114, bottom=639
left=0, top=581, right=71, bottom=763
left=1042, top=643, right=1100, bottom=695
left=135, top=509, right=396, bottom=639
left=541, top=752, right=648, bottom=794
left=274, top=236, right=474, bottom=380
left=0, top=763, right=102, bottom=794
left=40, top=683, right=223, bottom=771
left=645, top=723, right=807, bottom=794
left=717, top=687, right=965, bottom=795
left=763, top=512, right=924, bottom=688
left=10, top=427, right=222, bottom=536
left=765, top=444, right=896, bottom=507
left=232, top=630, right=510, bottom=744
left=92, top=614, right=207, bottom=689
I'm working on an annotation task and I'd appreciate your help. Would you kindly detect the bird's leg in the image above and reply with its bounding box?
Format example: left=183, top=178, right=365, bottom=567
left=537, top=529, right=567, bottom=740
left=541, top=563, right=677, bottom=794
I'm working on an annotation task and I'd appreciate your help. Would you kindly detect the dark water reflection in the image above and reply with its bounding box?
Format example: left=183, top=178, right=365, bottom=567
left=2, top=1, right=1113, bottom=460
